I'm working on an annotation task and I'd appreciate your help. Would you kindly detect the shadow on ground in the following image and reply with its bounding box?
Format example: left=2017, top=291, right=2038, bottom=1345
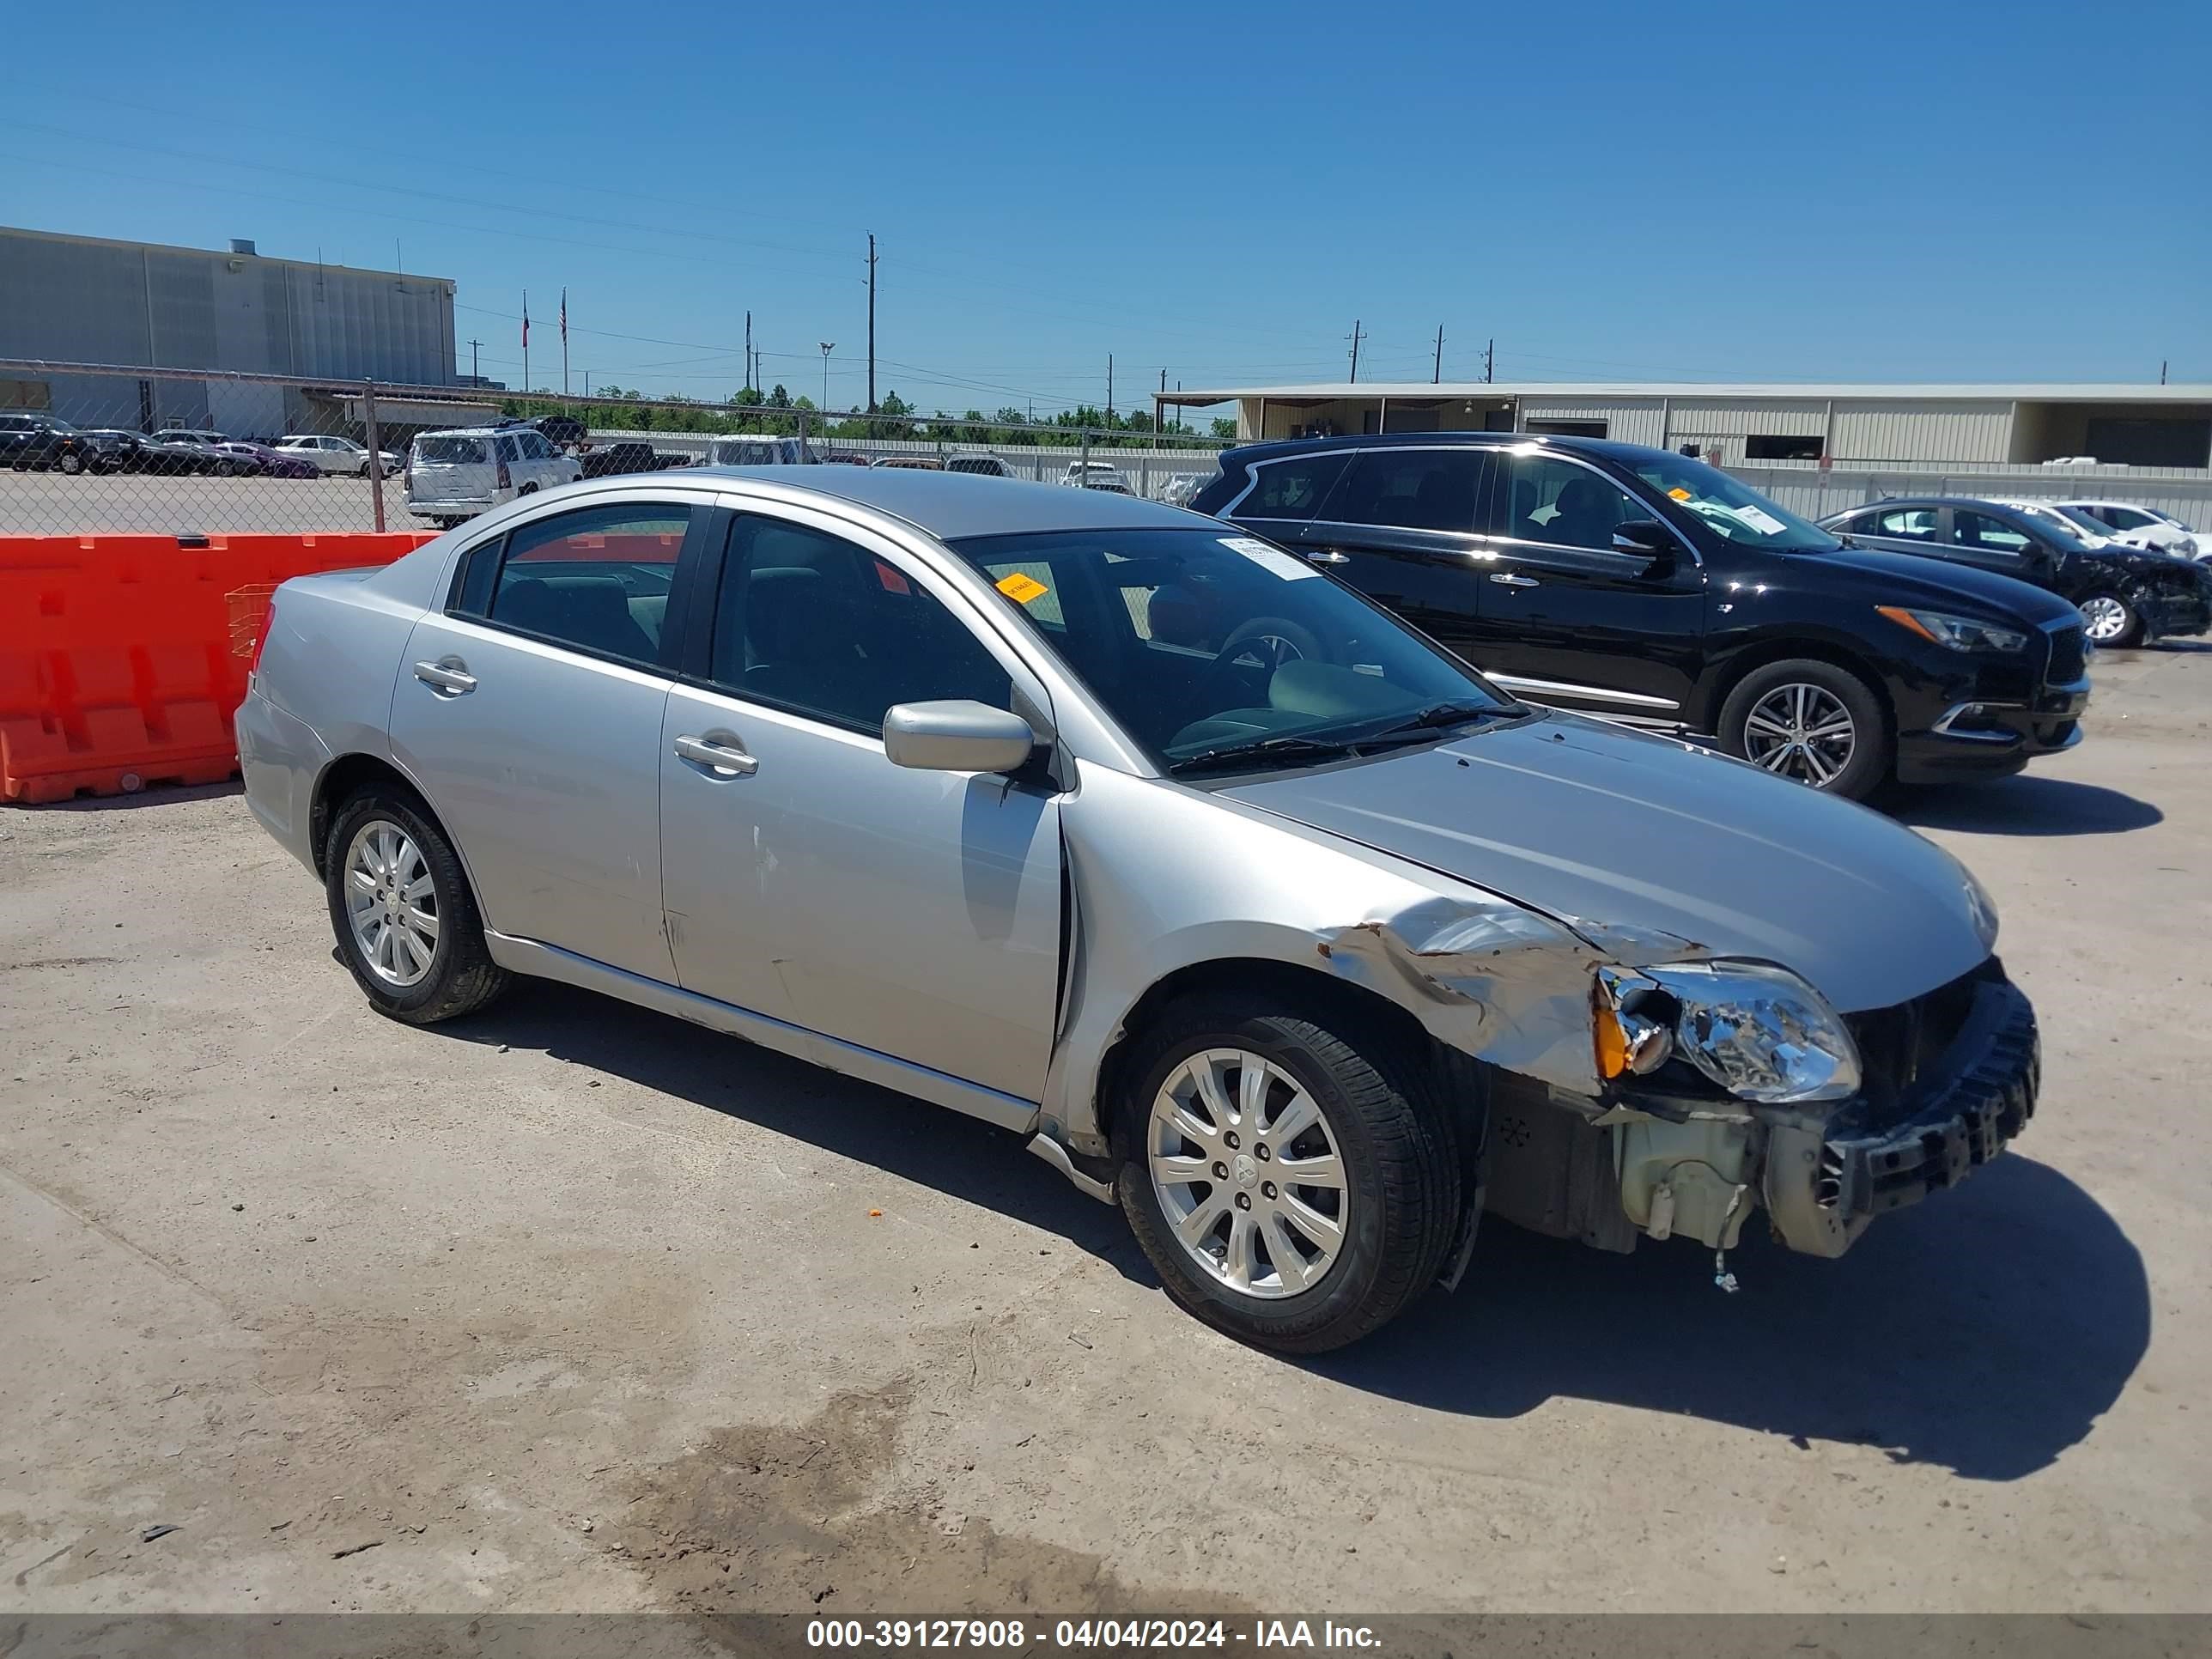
left=21, top=779, right=244, bottom=812
left=1310, top=1152, right=2147, bottom=1482
left=441, top=983, right=2145, bottom=1485
left=1889, top=774, right=2162, bottom=836
left=435, top=980, right=1147, bottom=1277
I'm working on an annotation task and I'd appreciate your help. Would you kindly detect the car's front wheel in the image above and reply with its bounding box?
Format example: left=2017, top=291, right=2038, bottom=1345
left=2077, top=592, right=2141, bottom=648
left=325, top=787, right=509, bottom=1025
left=1115, top=996, right=1459, bottom=1353
left=57, top=449, right=84, bottom=475
left=1719, top=659, right=1890, bottom=799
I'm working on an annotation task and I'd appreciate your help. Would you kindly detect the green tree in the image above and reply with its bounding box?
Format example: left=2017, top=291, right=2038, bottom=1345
left=1211, top=418, right=1237, bottom=440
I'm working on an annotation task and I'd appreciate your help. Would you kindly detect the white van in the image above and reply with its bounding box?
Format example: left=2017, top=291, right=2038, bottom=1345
left=404, top=427, right=582, bottom=525
left=705, top=434, right=817, bottom=467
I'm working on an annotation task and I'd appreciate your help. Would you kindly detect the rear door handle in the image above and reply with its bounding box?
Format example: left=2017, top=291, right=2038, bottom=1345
left=1489, top=573, right=1540, bottom=588
left=674, top=732, right=759, bottom=776
left=412, top=659, right=477, bottom=695
left=1303, top=548, right=1351, bottom=565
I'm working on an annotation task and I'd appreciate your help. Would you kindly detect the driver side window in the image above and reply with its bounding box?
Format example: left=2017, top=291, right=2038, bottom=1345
left=708, top=517, right=1012, bottom=734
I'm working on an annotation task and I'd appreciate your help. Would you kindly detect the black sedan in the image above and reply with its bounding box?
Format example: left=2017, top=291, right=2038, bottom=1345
left=0, top=413, right=99, bottom=474
left=1820, top=496, right=2211, bottom=648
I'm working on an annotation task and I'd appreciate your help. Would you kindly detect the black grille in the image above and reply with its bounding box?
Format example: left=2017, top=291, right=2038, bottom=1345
left=2045, top=623, right=2087, bottom=685
left=1844, top=964, right=1987, bottom=1127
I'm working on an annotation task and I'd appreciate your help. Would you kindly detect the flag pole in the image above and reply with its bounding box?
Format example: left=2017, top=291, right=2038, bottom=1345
left=522, top=290, right=531, bottom=397
left=561, top=288, right=570, bottom=398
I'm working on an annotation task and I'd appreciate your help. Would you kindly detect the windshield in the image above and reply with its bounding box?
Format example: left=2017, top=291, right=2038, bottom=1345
left=945, top=527, right=1519, bottom=771
left=2049, top=504, right=2121, bottom=540
left=1619, top=450, right=1838, bottom=550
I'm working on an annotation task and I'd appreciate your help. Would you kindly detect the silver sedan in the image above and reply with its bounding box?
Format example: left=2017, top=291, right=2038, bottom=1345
left=239, top=469, right=2039, bottom=1351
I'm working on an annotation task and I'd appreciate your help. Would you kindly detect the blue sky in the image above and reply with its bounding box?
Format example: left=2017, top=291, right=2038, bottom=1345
left=6, top=0, right=2207, bottom=414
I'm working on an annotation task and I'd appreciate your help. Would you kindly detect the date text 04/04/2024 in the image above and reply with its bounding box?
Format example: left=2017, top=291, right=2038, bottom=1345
left=805, top=1620, right=1382, bottom=1650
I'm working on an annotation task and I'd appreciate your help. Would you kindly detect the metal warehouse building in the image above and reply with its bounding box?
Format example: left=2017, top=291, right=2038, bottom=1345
left=1158, top=381, right=2212, bottom=471
left=0, top=226, right=457, bottom=438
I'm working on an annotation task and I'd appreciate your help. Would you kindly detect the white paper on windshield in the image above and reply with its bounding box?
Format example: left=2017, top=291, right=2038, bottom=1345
left=1730, top=503, right=1790, bottom=536
left=1220, top=536, right=1319, bottom=580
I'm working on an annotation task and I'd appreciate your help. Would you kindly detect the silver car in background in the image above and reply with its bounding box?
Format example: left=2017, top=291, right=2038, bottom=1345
left=238, top=470, right=2039, bottom=1352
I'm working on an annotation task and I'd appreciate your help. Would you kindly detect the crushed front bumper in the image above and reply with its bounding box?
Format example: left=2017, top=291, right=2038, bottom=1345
left=1762, top=976, right=2039, bottom=1258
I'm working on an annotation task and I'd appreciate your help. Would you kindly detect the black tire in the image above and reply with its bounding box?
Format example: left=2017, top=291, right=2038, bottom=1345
left=517, top=483, right=538, bottom=495
left=57, top=449, right=84, bottom=476
left=215, top=459, right=238, bottom=477
left=325, top=787, right=509, bottom=1025
left=1115, top=994, right=1459, bottom=1354
left=2076, top=592, right=2142, bottom=648
left=1718, top=657, right=1890, bottom=800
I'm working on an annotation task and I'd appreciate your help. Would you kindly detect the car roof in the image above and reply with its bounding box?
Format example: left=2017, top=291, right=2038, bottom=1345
left=1221, top=430, right=1660, bottom=465
left=690, top=464, right=1197, bottom=538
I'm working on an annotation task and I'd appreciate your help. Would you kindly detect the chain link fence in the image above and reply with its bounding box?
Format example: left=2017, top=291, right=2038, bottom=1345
left=0, top=357, right=1236, bottom=538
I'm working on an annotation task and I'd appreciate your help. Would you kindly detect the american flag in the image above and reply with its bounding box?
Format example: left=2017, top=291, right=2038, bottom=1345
left=521, top=294, right=530, bottom=349
left=560, top=289, right=568, bottom=344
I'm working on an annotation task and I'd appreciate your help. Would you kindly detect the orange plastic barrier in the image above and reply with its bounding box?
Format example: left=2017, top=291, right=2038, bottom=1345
left=0, top=532, right=436, bottom=804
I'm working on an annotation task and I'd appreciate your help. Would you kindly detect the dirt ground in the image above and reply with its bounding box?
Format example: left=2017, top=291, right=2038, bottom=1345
left=2, top=646, right=2208, bottom=1618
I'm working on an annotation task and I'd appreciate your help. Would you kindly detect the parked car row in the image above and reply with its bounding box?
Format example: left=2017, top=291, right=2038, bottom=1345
left=0, top=414, right=406, bottom=478
left=243, top=465, right=2048, bottom=1353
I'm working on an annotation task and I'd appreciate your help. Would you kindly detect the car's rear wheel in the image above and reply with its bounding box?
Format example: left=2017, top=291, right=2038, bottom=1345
left=2077, top=592, right=2140, bottom=647
left=1115, top=996, right=1458, bottom=1353
left=1719, top=659, right=1890, bottom=799
left=325, top=787, right=508, bottom=1025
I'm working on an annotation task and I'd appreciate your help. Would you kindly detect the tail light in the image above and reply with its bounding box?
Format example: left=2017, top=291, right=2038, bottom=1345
left=495, top=459, right=512, bottom=489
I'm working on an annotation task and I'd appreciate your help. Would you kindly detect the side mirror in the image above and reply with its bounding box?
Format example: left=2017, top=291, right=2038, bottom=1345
left=1612, top=520, right=1675, bottom=561
left=883, top=700, right=1039, bottom=774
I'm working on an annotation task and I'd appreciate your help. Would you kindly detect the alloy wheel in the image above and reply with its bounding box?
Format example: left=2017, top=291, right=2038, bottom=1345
left=2079, top=595, right=2131, bottom=645
left=1147, top=1048, right=1348, bottom=1300
left=1742, top=682, right=1856, bottom=787
left=343, top=819, right=441, bottom=988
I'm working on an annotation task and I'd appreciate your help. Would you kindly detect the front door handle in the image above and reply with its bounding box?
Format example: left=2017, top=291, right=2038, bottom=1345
left=1303, top=548, right=1351, bottom=565
left=412, top=659, right=477, bottom=695
left=674, top=732, right=759, bottom=776
left=1489, top=573, right=1540, bottom=588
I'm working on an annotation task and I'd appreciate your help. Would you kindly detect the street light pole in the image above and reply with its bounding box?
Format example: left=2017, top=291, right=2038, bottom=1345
left=819, top=341, right=835, bottom=412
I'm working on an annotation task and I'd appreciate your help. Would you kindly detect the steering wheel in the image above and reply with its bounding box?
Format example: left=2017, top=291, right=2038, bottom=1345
left=1212, top=616, right=1325, bottom=680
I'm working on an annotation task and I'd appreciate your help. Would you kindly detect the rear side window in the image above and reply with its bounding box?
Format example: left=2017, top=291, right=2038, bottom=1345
left=516, top=432, right=555, bottom=459
left=416, top=435, right=486, bottom=464
left=1237, top=453, right=1351, bottom=521
left=1330, top=450, right=1486, bottom=533
left=467, top=502, right=693, bottom=665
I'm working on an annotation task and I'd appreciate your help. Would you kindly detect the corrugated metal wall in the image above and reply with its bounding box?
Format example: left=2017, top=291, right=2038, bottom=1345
left=1520, top=398, right=1667, bottom=445
left=0, top=230, right=454, bottom=426
left=1830, top=399, right=2012, bottom=465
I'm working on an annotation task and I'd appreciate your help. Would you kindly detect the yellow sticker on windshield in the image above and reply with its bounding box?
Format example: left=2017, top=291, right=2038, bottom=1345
left=996, top=571, right=1049, bottom=605
left=1668, top=487, right=1692, bottom=501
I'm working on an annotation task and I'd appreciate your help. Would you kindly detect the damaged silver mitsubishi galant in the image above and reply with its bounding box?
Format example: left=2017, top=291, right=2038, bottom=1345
left=238, top=469, right=2039, bottom=1352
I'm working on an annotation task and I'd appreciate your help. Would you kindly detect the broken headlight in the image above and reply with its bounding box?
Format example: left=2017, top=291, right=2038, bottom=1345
left=1597, top=961, right=1861, bottom=1104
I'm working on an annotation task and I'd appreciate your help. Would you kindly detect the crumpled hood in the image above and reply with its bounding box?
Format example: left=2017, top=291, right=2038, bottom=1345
left=1220, top=712, right=1992, bottom=1013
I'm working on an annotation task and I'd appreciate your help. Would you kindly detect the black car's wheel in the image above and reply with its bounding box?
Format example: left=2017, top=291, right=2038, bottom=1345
left=1115, top=994, right=1459, bottom=1354
left=214, top=459, right=237, bottom=477
left=2077, top=592, right=2141, bottom=648
left=56, top=450, right=84, bottom=476
left=1719, top=659, right=1890, bottom=799
left=325, top=787, right=509, bottom=1026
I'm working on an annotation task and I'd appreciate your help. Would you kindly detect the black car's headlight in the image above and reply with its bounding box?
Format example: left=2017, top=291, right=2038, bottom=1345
left=1876, top=606, right=2027, bottom=653
left=1596, top=961, right=1862, bottom=1104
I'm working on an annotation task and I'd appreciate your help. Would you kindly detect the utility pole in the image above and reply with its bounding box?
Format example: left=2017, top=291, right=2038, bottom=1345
left=1347, top=319, right=1364, bottom=384
left=2160, top=359, right=2168, bottom=385
left=744, top=312, right=753, bottom=394
left=1433, top=325, right=1444, bottom=384
left=1106, top=354, right=1114, bottom=423
left=866, top=234, right=878, bottom=412
left=819, top=342, right=835, bottom=412
left=1484, top=338, right=1495, bottom=384
left=466, top=339, right=481, bottom=384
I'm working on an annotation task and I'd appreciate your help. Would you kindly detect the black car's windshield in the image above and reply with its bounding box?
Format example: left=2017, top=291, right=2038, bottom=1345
left=945, top=527, right=1520, bottom=771
left=1620, top=451, right=1839, bottom=551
